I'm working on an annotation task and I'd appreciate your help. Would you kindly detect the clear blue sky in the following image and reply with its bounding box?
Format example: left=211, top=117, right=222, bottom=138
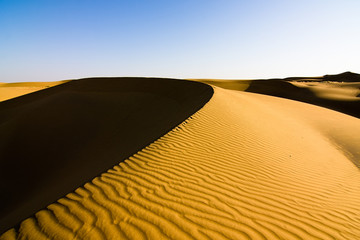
left=1, top=0, right=360, bottom=82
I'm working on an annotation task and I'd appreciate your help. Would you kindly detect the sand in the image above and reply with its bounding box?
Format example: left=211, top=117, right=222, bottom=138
left=0, top=78, right=213, bottom=234
left=193, top=72, right=360, bottom=118
left=290, top=81, right=360, bottom=101
left=188, top=79, right=251, bottom=91
left=1, top=81, right=359, bottom=239
left=245, top=79, right=360, bottom=118
left=0, top=81, right=68, bottom=102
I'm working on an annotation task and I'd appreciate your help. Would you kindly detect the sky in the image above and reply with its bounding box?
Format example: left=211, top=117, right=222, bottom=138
left=1, top=0, right=360, bottom=82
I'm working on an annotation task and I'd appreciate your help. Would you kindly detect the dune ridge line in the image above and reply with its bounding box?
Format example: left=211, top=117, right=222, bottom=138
left=0, top=78, right=213, bottom=234
left=2, top=86, right=360, bottom=239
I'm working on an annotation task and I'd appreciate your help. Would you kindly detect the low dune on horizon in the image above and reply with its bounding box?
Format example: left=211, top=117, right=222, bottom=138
left=1, top=73, right=360, bottom=239
left=194, top=71, right=360, bottom=118
left=0, top=81, right=69, bottom=102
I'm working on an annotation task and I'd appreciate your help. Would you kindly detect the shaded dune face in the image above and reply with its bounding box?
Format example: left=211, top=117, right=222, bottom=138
left=2, top=86, right=360, bottom=240
left=0, top=78, right=213, bottom=234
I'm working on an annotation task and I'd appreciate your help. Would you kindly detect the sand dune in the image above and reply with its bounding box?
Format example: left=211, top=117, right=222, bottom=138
left=194, top=72, right=360, bottom=118
left=0, top=81, right=68, bottom=102
left=0, top=78, right=213, bottom=234
left=290, top=81, right=360, bottom=101
left=2, top=84, right=359, bottom=239
left=190, top=79, right=251, bottom=92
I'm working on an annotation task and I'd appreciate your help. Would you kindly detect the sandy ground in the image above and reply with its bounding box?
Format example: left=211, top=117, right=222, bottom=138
left=193, top=77, right=360, bottom=118
left=0, top=78, right=213, bottom=235
left=1, top=81, right=359, bottom=239
left=0, top=81, right=68, bottom=102
left=290, top=81, right=360, bottom=101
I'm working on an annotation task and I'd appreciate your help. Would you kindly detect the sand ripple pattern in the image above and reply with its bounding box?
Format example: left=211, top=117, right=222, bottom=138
left=2, top=87, right=360, bottom=239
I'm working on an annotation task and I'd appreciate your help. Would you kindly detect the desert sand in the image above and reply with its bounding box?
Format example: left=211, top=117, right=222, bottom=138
left=195, top=72, right=360, bottom=118
left=1, top=74, right=360, bottom=239
left=0, top=78, right=212, bottom=235
left=290, top=81, right=360, bottom=101
left=0, top=81, right=68, bottom=102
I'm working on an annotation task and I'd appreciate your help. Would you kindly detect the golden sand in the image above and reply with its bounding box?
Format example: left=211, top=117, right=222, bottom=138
left=0, top=78, right=213, bottom=234
left=2, top=86, right=359, bottom=239
left=194, top=78, right=360, bottom=118
left=0, top=81, right=68, bottom=101
left=189, top=79, right=251, bottom=91
left=290, top=81, right=360, bottom=101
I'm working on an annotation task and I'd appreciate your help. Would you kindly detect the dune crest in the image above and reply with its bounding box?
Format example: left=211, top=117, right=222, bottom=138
left=0, top=78, right=213, bottom=234
left=2, top=86, right=360, bottom=239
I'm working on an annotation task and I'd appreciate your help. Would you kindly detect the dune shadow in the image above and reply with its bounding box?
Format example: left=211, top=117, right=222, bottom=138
left=0, top=77, right=213, bottom=233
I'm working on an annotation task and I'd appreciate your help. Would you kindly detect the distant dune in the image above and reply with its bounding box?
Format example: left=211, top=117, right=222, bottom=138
left=0, top=81, right=68, bottom=102
left=195, top=72, right=360, bottom=118
left=1, top=74, right=360, bottom=239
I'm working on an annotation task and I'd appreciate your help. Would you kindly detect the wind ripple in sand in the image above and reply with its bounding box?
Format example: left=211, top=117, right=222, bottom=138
left=2, top=87, right=360, bottom=239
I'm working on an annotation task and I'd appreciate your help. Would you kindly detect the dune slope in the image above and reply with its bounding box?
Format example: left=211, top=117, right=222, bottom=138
left=246, top=79, right=360, bottom=118
left=0, top=81, right=68, bottom=102
left=195, top=72, right=360, bottom=118
left=0, top=78, right=213, bottom=234
left=2, top=86, right=360, bottom=239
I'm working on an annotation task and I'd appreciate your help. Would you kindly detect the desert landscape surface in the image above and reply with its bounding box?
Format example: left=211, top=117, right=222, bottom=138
left=0, top=81, right=69, bottom=102
left=0, top=73, right=360, bottom=239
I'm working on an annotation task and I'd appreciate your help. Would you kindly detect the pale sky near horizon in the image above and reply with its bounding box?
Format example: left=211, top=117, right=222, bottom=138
left=1, top=0, right=360, bottom=82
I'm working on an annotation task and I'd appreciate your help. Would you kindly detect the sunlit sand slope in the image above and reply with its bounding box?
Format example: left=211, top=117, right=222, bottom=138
left=290, top=81, right=360, bottom=101
left=0, top=78, right=213, bottom=233
left=0, top=81, right=68, bottom=101
left=3, top=86, right=360, bottom=239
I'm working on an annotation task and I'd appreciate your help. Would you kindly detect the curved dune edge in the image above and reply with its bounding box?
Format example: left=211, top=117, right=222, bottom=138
left=0, top=81, right=69, bottom=102
left=2, top=86, right=360, bottom=239
left=0, top=78, right=213, bottom=233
